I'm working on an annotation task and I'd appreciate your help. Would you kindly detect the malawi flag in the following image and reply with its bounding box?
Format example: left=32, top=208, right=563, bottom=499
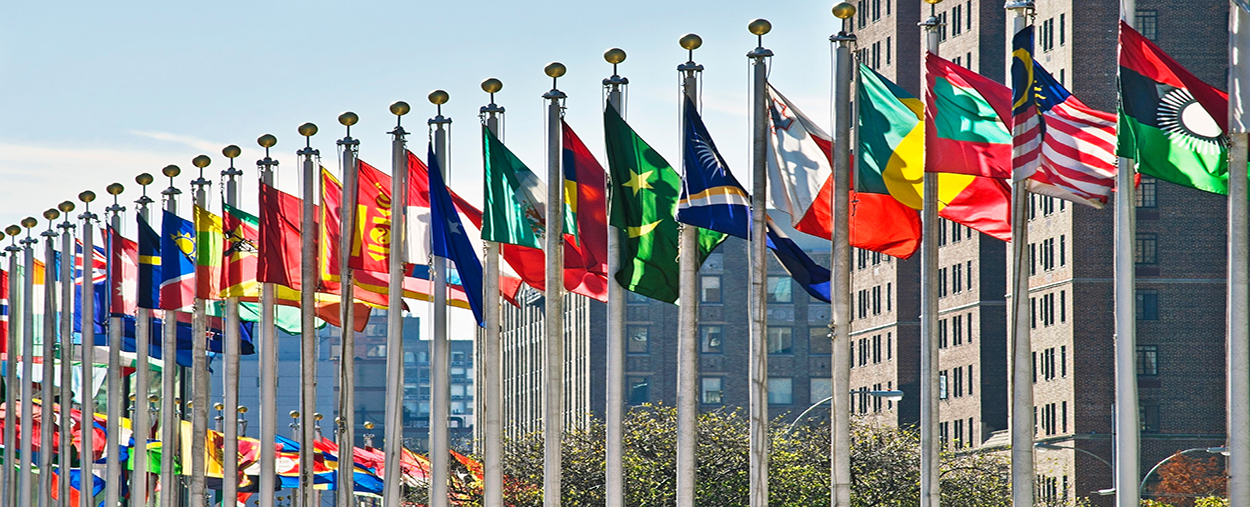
left=925, top=52, right=1014, bottom=179
left=1118, top=20, right=1229, bottom=194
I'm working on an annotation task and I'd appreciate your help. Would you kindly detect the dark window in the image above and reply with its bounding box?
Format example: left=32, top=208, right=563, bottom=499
left=627, top=325, right=650, bottom=354
left=966, top=0, right=972, bottom=29
left=939, top=268, right=948, bottom=297
left=1060, top=235, right=1066, bottom=267
left=1060, top=291, right=1066, bottom=322
left=953, top=263, right=963, bottom=293
left=952, top=5, right=962, bottom=36
left=700, top=326, right=723, bottom=354
left=628, top=377, right=649, bottom=405
left=967, top=261, right=973, bottom=289
left=1059, top=14, right=1066, bottom=45
left=1060, top=346, right=1067, bottom=377
left=767, top=276, right=793, bottom=303
left=967, top=365, right=974, bottom=395
left=872, top=0, right=880, bottom=20
left=1136, top=233, right=1158, bottom=265
left=1137, top=176, right=1158, bottom=208
left=1137, top=9, right=1159, bottom=40
left=886, top=37, right=891, bottom=65
left=939, top=371, right=948, bottom=399
left=1141, top=403, right=1160, bottom=432
left=1137, top=290, right=1159, bottom=320
left=1137, top=345, right=1159, bottom=376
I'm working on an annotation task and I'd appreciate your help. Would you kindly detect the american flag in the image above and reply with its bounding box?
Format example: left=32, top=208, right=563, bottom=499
left=1011, top=26, right=1116, bottom=208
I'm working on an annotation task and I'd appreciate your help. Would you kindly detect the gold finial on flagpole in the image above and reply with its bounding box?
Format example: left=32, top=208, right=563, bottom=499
left=223, top=145, right=242, bottom=160
left=832, top=2, right=857, bottom=18
left=106, top=183, right=124, bottom=196
left=481, top=79, right=502, bottom=95
left=390, top=101, right=411, bottom=116
left=258, top=134, right=277, bottom=149
left=544, top=62, right=566, bottom=89
left=339, top=111, right=359, bottom=139
left=43, top=209, right=59, bottom=222
left=192, top=155, right=211, bottom=169
left=58, top=201, right=75, bottom=214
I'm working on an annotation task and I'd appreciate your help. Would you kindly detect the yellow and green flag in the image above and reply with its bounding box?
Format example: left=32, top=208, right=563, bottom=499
left=193, top=204, right=222, bottom=300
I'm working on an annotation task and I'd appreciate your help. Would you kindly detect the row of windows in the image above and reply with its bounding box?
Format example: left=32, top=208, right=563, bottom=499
left=1038, top=476, right=1070, bottom=506
left=1038, top=15, right=1066, bottom=52
left=856, top=248, right=892, bottom=269
left=852, top=333, right=892, bottom=368
left=937, top=313, right=974, bottom=349
left=853, top=382, right=896, bottom=414
left=860, top=38, right=892, bottom=70
left=937, top=219, right=974, bottom=247
left=1036, top=401, right=1068, bottom=436
left=934, top=3, right=974, bottom=43
left=937, top=417, right=976, bottom=450
left=1034, top=346, right=1067, bottom=382
left=696, top=275, right=795, bottom=304
left=658, top=376, right=834, bottom=407
left=938, top=365, right=974, bottom=399
left=1029, top=194, right=1066, bottom=220
left=854, top=0, right=891, bottom=29
left=1030, top=290, right=1066, bottom=328
left=627, top=325, right=839, bottom=356
left=937, top=261, right=974, bottom=297
left=855, top=283, right=892, bottom=318
left=1030, top=235, right=1066, bottom=274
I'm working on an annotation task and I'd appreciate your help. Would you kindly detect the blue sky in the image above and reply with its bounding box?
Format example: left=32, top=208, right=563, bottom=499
left=1, top=0, right=844, bottom=331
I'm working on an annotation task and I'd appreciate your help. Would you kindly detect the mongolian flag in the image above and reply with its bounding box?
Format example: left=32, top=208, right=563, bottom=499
left=193, top=205, right=223, bottom=300
left=349, top=160, right=395, bottom=274
left=137, top=215, right=161, bottom=310
left=318, top=168, right=408, bottom=308
left=925, top=52, right=1014, bottom=179
left=159, top=209, right=196, bottom=310
left=560, top=121, right=610, bottom=301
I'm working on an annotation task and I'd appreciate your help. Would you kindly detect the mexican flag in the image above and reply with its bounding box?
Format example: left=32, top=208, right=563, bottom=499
left=1118, top=20, right=1229, bottom=194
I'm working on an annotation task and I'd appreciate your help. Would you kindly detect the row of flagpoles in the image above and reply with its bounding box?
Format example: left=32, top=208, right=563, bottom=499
left=0, top=1, right=1247, bottom=507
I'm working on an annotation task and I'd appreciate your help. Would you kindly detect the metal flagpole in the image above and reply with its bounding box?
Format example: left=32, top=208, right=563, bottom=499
left=1226, top=2, right=1250, bottom=505
left=57, top=202, right=76, bottom=507
left=157, top=166, right=180, bottom=507
left=428, top=89, right=453, bottom=507
left=295, top=121, right=321, bottom=507
left=39, top=209, right=59, bottom=507
left=675, top=37, right=702, bottom=507
left=220, top=145, right=244, bottom=505
left=2, top=226, right=18, bottom=507
left=255, top=133, right=279, bottom=507
left=104, top=183, right=127, bottom=507
left=827, top=8, right=855, bottom=507
left=918, top=2, right=944, bottom=506
left=746, top=22, right=774, bottom=507
left=601, top=49, right=627, bottom=507
left=384, top=100, right=411, bottom=507
left=78, top=191, right=99, bottom=507
left=1114, top=2, right=1140, bottom=506
left=133, top=173, right=156, bottom=507
left=478, top=80, right=505, bottom=507
left=17, top=216, right=37, bottom=507
left=335, top=112, right=360, bottom=506
left=189, top=154, right=213, bottom=506
left=1004, top=3, right=1035, bottom=507
left=541, top=63, right=567, bottom=507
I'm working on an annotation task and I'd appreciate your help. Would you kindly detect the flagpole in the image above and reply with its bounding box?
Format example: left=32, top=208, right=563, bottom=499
left=132, top=173, right=156, bottom=507
left=477, top=80, right=505, bottom=507
left=220, top=145, right=244, bottom=505
left=255, top=134, right=280, bottom=507
left=39, top=209, right=59, bottom=507
left=428, top=90, right=453, bottom=507
left=541, top=63, right=568, bottom=507
left=2, top=228, right=17, bottom=507
left=1226, top=3, right=1250, bottom=505
left=104, top=183, right=127, bottom=507
left=56, top=202, right=76, bottom=507
left=384, top=100, right=411, bottom=507
left=295, top=121, right=321, bottom=507
left=675, top=38, right=702, bottom=507
left=601, top=50, right=628, bottom=507
left=78, top=192, right=99, bottom=507
left=1003, top=4, right=1035, bottom=507
left=189, top=154, right=212, bottom=506
left=1114, top=3, right=1140, bottom=506
left=332, top=111, right=357, bottom=507
left=17, top=216, right=37, bottom=507
left=918, top=2, right=943, bottom=506
left=156, top=166, right=180, bottom=507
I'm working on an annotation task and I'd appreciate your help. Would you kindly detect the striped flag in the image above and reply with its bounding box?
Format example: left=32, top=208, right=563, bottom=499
left=677, top=96, right=750, bottom=240
left=0, top=269, right=7, bottom=355
left=1010, top=26, right=1043, bottom=178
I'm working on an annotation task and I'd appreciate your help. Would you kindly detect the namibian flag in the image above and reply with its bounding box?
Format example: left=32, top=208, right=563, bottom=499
left=160, top=209, right=196, bottom=310
left=925, top=52, right=1013, bottom=179
left=1118, top=20, right=1229, bottom=194
left=137, top=215, right=161, bottom=310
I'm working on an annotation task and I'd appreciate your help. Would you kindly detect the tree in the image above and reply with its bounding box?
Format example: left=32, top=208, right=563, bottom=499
left=1147, top=454, right=1227, bottom=507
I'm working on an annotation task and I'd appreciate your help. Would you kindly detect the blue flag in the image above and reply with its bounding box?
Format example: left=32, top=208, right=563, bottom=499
left=159, top=209, right=196, bottom=310
left=765, top=216, right=831, bottom=303
left=137, top=216, right=160, bottom=309
left=428, top=144, right=485, bottom=326
left=677, top=96, right=752, bottom=239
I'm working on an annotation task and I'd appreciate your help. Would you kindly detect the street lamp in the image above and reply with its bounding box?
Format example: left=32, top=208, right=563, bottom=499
left=1071, top=446, right=1229, bottom=498
left=788, top=390, right=905, bottom=433
left=1034, top=441, right=1114, bottom=495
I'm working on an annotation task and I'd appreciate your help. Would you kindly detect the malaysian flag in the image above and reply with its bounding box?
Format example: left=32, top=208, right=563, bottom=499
left=1012, top=25, right=1117, bottom=208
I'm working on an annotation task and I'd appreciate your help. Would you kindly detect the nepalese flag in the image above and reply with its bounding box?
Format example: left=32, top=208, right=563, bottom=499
left=137, top=215, right=161, bottom=310
left=108, top=227, right=138, bottom=317
left=677, top=96, right=751, bottom=239
left=159, top=209, right=196, bottom=310
left=560, top=121, right=610, bottom=302
left=925, top=51, right=1013, bottom=178
left=428, top=144, right=485, bottom=327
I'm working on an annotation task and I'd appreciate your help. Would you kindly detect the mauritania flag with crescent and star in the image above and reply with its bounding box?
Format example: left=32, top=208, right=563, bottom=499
left=605, top=103, right=719, bottom=304
left=677, top=96, right=750, bottom=240
left=160, top=209, right=197, bottom=310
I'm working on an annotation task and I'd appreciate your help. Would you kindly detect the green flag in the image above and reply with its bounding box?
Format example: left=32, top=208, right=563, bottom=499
left=482, top=125, right=562, bottom=249
left=604, top=104, right=723, bottom=304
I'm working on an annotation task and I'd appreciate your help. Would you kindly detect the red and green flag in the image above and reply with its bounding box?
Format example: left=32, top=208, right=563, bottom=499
left=1118, top=20, right=1229, bottom=194
left=925, top=52, right=1014, bottom=179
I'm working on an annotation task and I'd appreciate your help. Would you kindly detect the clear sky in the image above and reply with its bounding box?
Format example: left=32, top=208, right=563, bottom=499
left=1, top=0, right=844, bottom=334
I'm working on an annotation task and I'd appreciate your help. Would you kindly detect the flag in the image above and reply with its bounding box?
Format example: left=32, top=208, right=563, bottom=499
left=603, top=103, right=684, bottom=304
left=767, top=83, right=923, bottom=258
left=678, top=96, right=750, bottom=241
left=925, top=52, right=1014, bottom=178
left=560, top=121, right=610, bottom=302
left=349, top=160, right=395, bottom=274
left=857, top=65, right=926, bottom=208
left=1012, top=27, right=1118, bottom=207
left=137, top=215, right=161, bottom=310
left=429, top=145, right=485, bottom=326
left=257, top=182, right=306, bottom=290
left=109, top=228, right=138, bottom=316
left=159, top=209, right=196, bottom=310
left=482, top=124, right=549, bottom=249
left=0, top=269, right=8, bottom=355
left=1118, top=20, right=1229, bottom=194
left=765, top=216, right=831, bottom=303
left=221, top=204, right=259, bottom=300
left=193, top=205, right=223, bottom=300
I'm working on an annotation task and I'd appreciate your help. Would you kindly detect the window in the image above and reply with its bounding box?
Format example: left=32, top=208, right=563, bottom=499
left=700, top=326, right=724, bottom=354
left=967, top=261, right=973, bottom=289
left=701, top=276, right=722, bottom=303
left=938, top=319, right=948, bottom=349
left=1060, top=291, right=1066, bottom=323
left=952, top=315, right=963, bottom=345
left=1137, top=290, right=1159, bottom=320
left=767, top=276, right=793, bottom=303
left=953, top=366, right=964, bottom=397
left=872, top=0, right=880, bottom=20
left=952, top=4, right=963, bottom=36
left=1060, top=235, right=1066, bottom=267
left=1059, top=13, right=1066, bottom=45
left=809, top=327, right=832, bottom=355
left=1030, top=243, right=1037, bottom=275
left=1137, top=345, right=1159, bottom=376
left=701, top=377, right=723, bottom=405
left=1136, top=233, right=1158, bottom=265
left=858, top=338, right=869, bottom=367
left=887, top=283, right=892, bottom=312
left=967, top=365, right=974, bottom=395
left=953, top=263, right=963, bottom=293
left=952, top=221, right=962, bottom=242
left=858, top=0, right=867, bottom=28
left=872, top=285, right=882, bottom=315
left=886, top=37, right=892, bottom=65
left=939, top=371, right=948, bottom=399
left=768, top=327, right=794, bottom=354
left=887, top=332, right=893, bottom=360
left=627, top=290, right=649, bottom=303
left=1031, top=297, right=1037, bottom=329
left=966, top=0, right=972, bottom=30
left=938, top=268, right=948, bottom=297
left=628, top=377, right=649, bottom=405
left=967, top=312, right=974, bottom=339
left=873, top=334, right=882, bottom=363
left=1141, top=403, right=1160, bottom=432
left=627, top=325, right=650, bottom=353
left=939, top=12, right=948, bottom=41
left=1137, top=9, right=1159, bottom=40
left=939, top=219, right=948, bottom=246
left=954, top=418, right=964, bottom=449
left=769, top=378, right=794, bottom=405
left=1137, top=176, right=1158, bottom=207
left=810, top=378, right=833, bottom=404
